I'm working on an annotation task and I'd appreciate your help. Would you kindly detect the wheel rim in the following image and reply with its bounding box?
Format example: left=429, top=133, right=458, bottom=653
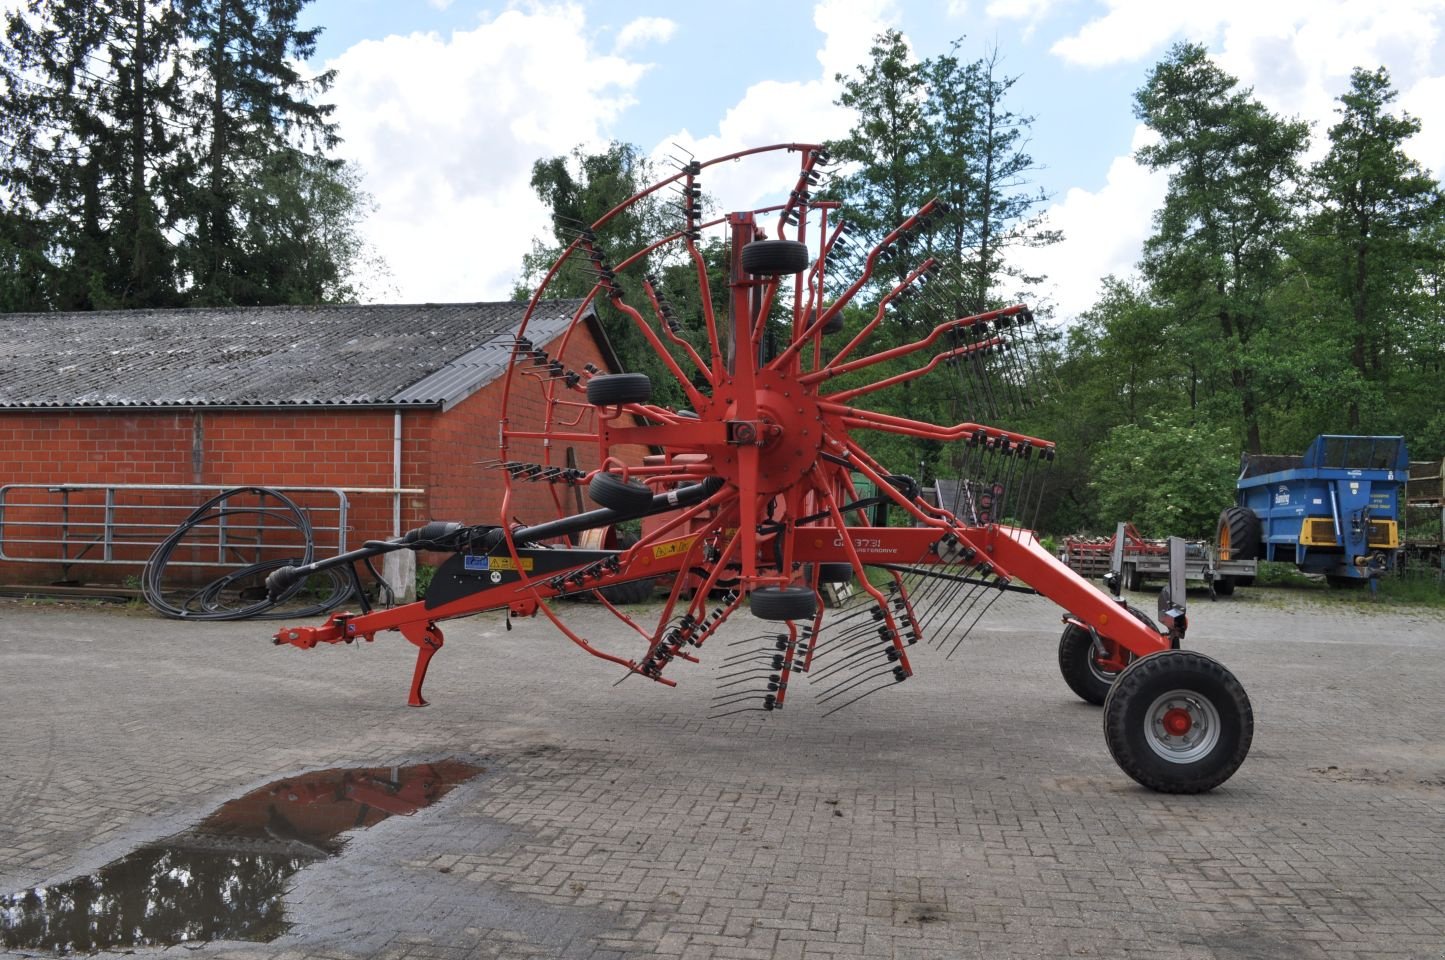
left=1087, top=652, right=1120, bottom=685
left=1088, top=635, right=1128, bottom=685
left=1143, top=688, right=1221, bottom=763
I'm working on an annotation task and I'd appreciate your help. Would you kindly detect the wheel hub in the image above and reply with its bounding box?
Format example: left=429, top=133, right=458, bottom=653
left=695, top=368, right=824, bottom=495
left=1161, top=707, right=1193, bottom=736
left=1144, top=690, right=1221, bottom=763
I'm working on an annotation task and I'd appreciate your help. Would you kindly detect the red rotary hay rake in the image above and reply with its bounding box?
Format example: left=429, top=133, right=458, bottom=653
left=269, top=143, right=1253, bottom=793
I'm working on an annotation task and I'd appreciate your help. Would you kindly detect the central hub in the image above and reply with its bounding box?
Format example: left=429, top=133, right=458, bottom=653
left=1161, top=707, right=1193, bottom=737
left=697, top=368, right=824, bottom=495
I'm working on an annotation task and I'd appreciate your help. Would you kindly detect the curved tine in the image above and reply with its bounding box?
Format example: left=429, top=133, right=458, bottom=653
left=821, top=676, right=904, bottom=717
left=816, top=664, right=900, bottom=704
left=807, top=624, right=885, bottom=658
left=714, top=668, right=783, bottom=688
left=808, top=642, right=898, bottom=683
left=709, top=703, right=775, bottom=718
left=710, top=690, right=779, bottom=709
left=724, top=632, right=784, bottom=648
left=942, top=586, right=1008, bottom=660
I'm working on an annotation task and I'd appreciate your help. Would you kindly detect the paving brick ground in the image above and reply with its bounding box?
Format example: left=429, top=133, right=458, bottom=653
left=1, top=588, right=1442, bottom=959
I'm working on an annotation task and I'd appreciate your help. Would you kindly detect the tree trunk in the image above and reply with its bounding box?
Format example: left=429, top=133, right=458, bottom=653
left=129, top=0, right=149, bottom=300
left=206, top=0, right=230, bottom=299
left=1347, top=238, right=1369, bottom=430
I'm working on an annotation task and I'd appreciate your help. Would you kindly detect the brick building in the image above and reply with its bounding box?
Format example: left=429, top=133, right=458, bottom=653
left=0, top=300, right=622, bottom=584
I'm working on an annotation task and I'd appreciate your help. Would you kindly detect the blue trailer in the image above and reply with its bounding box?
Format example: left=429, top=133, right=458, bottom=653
left=1217, top=435, right=1407, bottom=588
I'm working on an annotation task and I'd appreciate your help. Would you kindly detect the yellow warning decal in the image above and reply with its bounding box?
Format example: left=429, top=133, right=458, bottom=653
left=653, top=535, right=698, bottom=560
left=488, top=556, right=533, bottom=572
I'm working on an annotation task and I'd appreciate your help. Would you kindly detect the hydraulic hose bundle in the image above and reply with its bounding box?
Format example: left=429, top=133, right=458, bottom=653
left=141, top=487, right=359, bottom=621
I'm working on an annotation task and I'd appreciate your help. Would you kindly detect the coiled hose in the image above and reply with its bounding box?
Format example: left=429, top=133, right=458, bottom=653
left=141, top=487, right=380, bottom=621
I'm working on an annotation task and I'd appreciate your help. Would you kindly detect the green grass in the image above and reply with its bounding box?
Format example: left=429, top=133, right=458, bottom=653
left=1252, top=561, right=1319, bottom=588
left=1249, top=560, right=1445, bottom=609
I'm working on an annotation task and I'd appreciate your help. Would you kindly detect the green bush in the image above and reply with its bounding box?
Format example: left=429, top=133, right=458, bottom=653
left=415, top=564, right=437, bottom=600
left=1089, top=412, right=1238, bottom=539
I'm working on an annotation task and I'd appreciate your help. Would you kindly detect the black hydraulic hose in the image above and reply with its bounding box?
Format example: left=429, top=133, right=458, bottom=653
left=264, top=474, right=728, bottom=601
left=142, top=487, right=358, bottom=621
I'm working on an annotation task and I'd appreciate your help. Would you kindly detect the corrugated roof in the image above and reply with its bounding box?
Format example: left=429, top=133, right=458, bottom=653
left=0, top=300, right=591, bottom=410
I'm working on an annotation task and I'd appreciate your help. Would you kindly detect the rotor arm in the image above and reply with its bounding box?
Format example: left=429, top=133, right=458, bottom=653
left=822, top=337, right=1006, bottom=405
left=820, top=402, right=1054, bottom=452
left=771, top=198, right=948, bottom=370
left=801, top=303, right=1030, bottom=387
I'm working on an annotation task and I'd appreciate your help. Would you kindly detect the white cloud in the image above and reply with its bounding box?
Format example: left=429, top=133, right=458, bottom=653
left=1013, top=126, right=1167, bottom=319
left=1028, top=0, right=1445, bottom=318
left=1401, top=75, right=1445, bottom=179
left=648, top=0, right=894, bottom=217
left=814, top=0, right=898, bottom=81
left=324, top=4, right=650, bottom=302
left=613, top=16, right=676, bottom=53
left=427, top=0, right=455, bottom=10
left=985, top=0, right=1065, bottom=23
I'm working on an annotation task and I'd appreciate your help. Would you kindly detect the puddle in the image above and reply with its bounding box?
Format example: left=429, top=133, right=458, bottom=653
left=1, top=759, right=483, bottom=955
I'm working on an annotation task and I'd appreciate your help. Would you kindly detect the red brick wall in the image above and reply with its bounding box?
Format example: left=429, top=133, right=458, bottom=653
left=0, top=322, right=640, bottom=584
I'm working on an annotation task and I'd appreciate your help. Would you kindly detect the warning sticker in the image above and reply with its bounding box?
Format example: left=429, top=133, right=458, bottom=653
left=463, top=555, right=533, bottom=572
left=653, top=536, right=698, bottom=560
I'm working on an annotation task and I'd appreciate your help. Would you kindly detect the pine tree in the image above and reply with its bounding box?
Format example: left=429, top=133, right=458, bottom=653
left=1, top=0, right=370, bottom=311
left=923, top=45, right=1057, bottom=316
left=1, top=0, right=186, bottom=309
left=1304, top=66, right=1444, bottom=430
left=177, top=0, right=340, bottom=305
left=830, top=30, right=929, bottom=253
left=1134, top=42, right=1308, bottom=454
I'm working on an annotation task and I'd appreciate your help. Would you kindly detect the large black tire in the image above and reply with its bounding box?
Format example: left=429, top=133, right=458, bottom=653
left=814, top=562, right=854, bottom=584
left=598, top=576, right=655, bottom=605
left=1058, top=623, right=1117, bottom=706
left=1103, top=650, right=1253, bottom=794
left=1213, top=575, right=1236, bottom=596
left=1058, top=606, right=1167, bottom=706
left=741, top=239, right=810, bottom=276
left=749, top=586, right=817, bottom=621
left=1124, top=563, right=1144, bottom=592
left=1217, top=506, right=1262, bottom=562
left=589, top=472, right=654, bottom=513
left=593, top=533, right=655, bottom=605
left=586, top=372, right=652, bottom=406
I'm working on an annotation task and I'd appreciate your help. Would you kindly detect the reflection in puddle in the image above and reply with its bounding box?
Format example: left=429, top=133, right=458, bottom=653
left=1, top=759, right=483, bottom=955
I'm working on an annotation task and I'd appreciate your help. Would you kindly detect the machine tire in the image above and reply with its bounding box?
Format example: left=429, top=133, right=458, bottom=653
left=586, top=372, right=652, bottom=406
left=1058, top=623, right=1117, bottom=706
left=1213, top=576, right=1236, bottom=596
left=814, top=562, right=854, bottom=584
left=750, top=585, right=817, bottom=621
left=1217, top=506, right=1262, bottom=562
left=1057, top=605, right=1162, bottom=706
left=589, top=472, right=654, bottom=513
left=1103, top=650, right=1253, bottom=794
left=1124, top=563, right=1144, bottom=591
left=597, top=576, right=655, bottom=605
left=741, top=239, right=810, bottom=276
left=593, top=533, right=655, bottom=605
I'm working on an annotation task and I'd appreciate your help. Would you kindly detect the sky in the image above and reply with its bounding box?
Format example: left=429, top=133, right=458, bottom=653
left=296, top=0, right=1445, bottom=319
